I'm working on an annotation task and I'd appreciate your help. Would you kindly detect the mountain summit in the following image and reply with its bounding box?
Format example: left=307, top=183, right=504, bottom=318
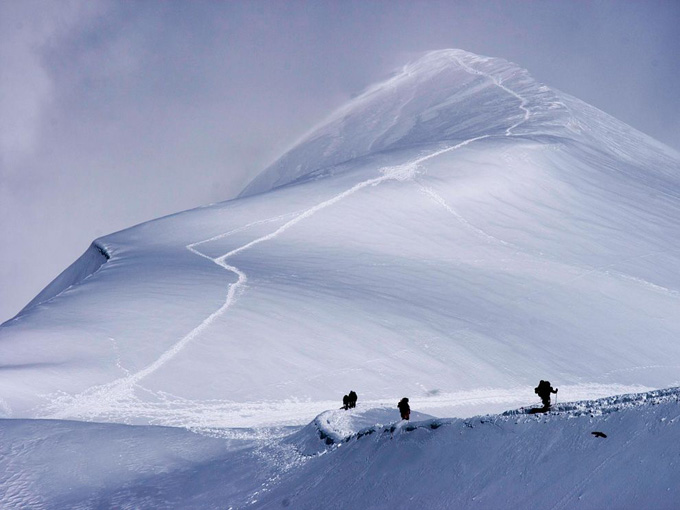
left=241, top=49, right=572, bottom=197
left=1, top=50, right=679, bottom=427
left=242, top=49, right=678, bottom=198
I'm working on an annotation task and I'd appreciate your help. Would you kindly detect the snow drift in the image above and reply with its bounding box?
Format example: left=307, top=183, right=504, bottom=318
left=2, top=388, right=679, bottom=509
left=254, top=387, right=680, bottom=510
left=20, top=241, right=110, bottom=314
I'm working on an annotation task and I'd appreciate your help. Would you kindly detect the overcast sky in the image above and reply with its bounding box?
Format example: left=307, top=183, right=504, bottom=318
left=1, top=0, right=679, bottom=322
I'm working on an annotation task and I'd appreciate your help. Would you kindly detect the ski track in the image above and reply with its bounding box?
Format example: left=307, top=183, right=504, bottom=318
left=419, top=181, right=680, bottom=300
left=41, top=55, right=648, bottom=432
left=417, top=183, right=512, bottom=247
left=41, top=149, right=474, bottom=424
left=600, top=364, right=680, bottom=380
left=423, top=56, right=680, bottom=300
left=416, top=54, right=531, bottom=245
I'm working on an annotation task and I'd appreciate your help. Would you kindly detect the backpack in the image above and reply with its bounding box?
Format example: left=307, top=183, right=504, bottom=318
left=534, top=380, right=545, bottom=394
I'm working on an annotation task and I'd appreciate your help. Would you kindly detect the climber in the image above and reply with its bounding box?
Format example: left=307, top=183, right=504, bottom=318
left=397, top=397, right=410, bottom=420
left=534, top=380, right=558, bottom=410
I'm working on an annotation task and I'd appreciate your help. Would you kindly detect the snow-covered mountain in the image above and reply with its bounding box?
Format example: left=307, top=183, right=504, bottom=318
left=1, top=48, right=680, bottom=508
left=2, top=49, right=679, bottom=426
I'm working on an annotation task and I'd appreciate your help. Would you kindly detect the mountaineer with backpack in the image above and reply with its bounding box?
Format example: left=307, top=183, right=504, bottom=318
left=534, top=380, right=558, bottom=410
left=397, top=397, right=410, bottom=420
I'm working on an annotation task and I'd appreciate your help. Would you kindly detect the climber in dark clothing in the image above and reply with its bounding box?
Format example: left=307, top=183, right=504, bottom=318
left=397, top=397, right=410, bottom=420
left=342, top=394, right=350, bottom=410
left=534, top=380, right=558, bottom=409
left=348, top=390, right=358, bottom=409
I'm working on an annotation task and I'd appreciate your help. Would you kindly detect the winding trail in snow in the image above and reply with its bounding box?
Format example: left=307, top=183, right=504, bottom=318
left=429, top=55, right=680, bottom=300
left=140, top=63, right=528, bottom=390
left=43, top=54, right=659, bottom=428
left=42, top=53, right=545, bottom=424
left=453, top=55, right=531, bottom=136
left=416, top=54, right=531, bottom=244
left=45, top=148, right=488, bottom=421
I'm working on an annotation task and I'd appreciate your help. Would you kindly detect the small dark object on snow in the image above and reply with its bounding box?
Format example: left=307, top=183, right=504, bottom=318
left=534, top=380, right=558, bottom=410
left=397, top=397, right=410, bottom=420
left=348, top=390, right=358, bottom=409
left=342, top=394, right=349, bottom=410
left=591, top=431, right=607, bottom=438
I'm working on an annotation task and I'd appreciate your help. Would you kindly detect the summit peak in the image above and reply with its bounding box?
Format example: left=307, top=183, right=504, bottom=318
left=240, top=49, right=570, bottom=197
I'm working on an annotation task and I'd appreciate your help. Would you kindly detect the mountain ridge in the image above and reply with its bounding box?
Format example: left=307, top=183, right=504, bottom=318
left=1, top=49, right=679, bottom=429
left=240, top=49, right=575, bottom=197
left=3, top=386, right=679, bottom=508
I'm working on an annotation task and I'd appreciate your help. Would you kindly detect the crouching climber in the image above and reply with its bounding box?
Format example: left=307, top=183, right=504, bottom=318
left=398, top=397, right=410, bottom=420
left=534, top=380, right=558, bottom=409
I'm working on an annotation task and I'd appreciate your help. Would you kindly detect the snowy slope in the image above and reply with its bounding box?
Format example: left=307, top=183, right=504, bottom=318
left=239, top=50, right=572, bottom=198
left=1, top=49, right=680, bottom=431
left=255, top=388, right=680, bottom=510
left=2, top=388, right=679, bottom=509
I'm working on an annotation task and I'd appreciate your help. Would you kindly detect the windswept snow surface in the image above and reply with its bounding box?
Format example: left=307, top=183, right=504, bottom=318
left=1, top=389, right=679, bottom=509
left=254, top=388, right=680, bottom=510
